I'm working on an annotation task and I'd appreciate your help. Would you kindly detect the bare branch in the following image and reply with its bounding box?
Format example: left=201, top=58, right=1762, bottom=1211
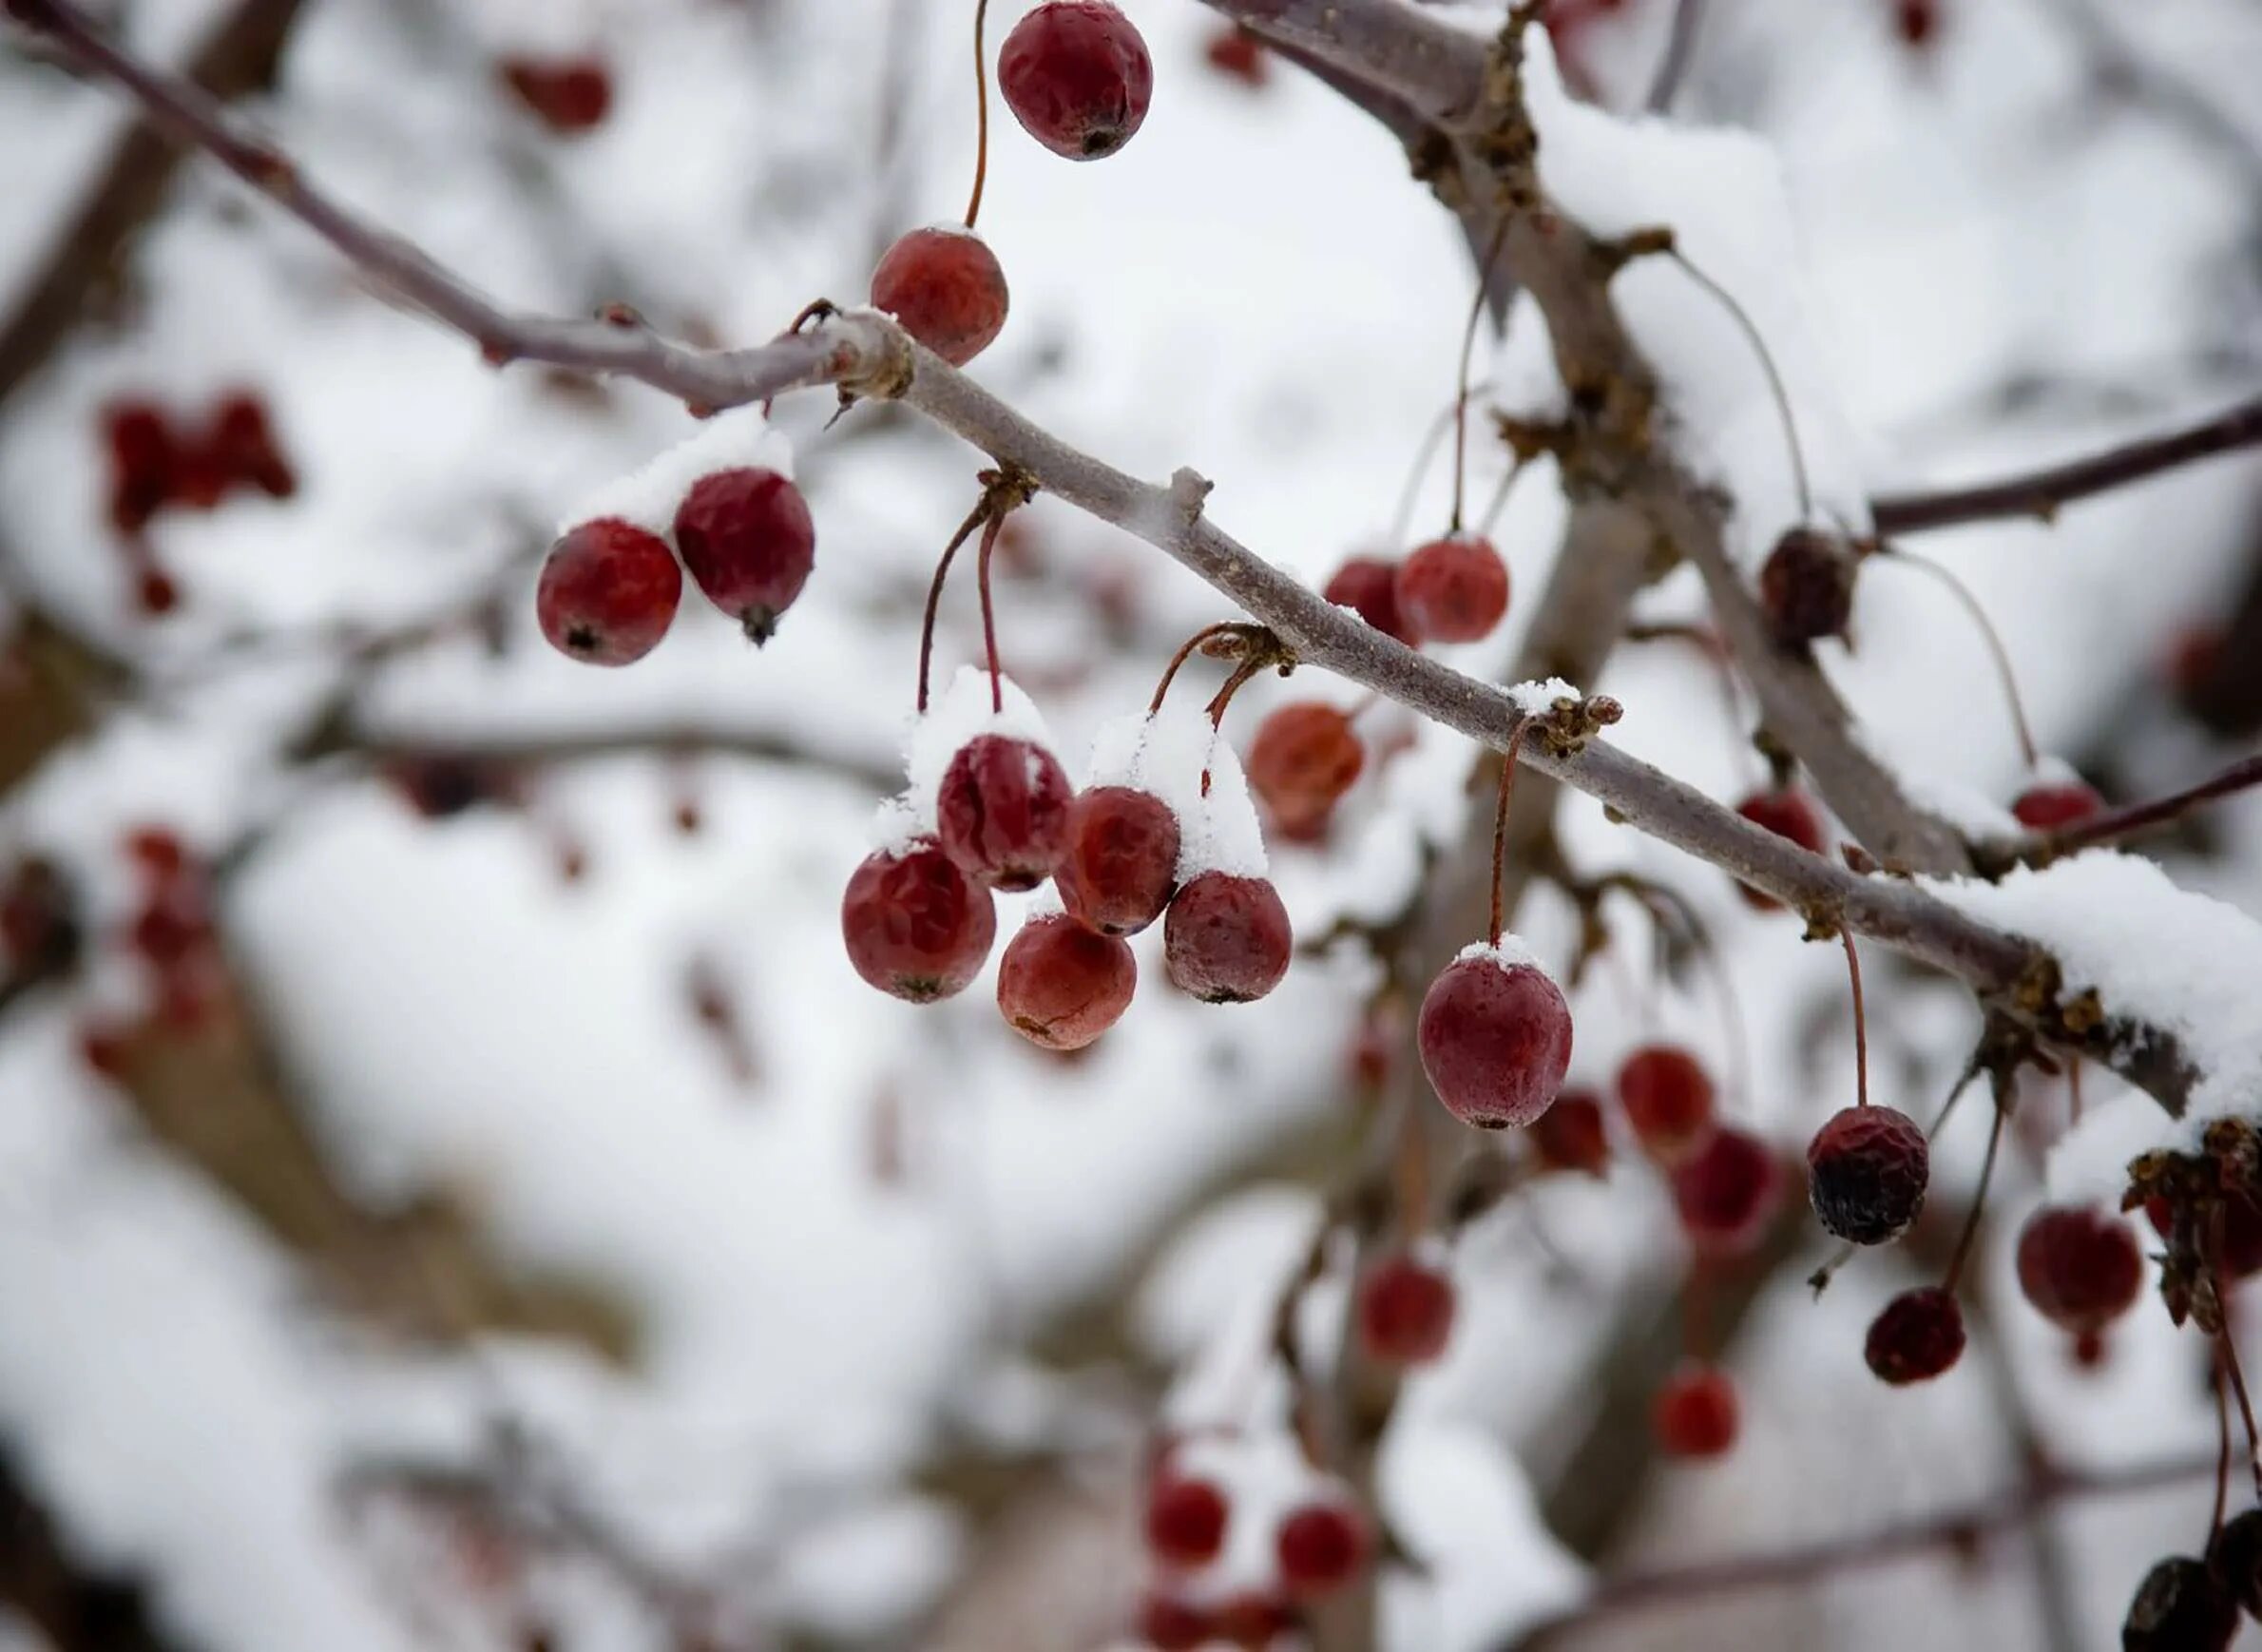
left=1643, top=0, right=1707, bottom=114
left=1191, top=0, right=1487, bottom=123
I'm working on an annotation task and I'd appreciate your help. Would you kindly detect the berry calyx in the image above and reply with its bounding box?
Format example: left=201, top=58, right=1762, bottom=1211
left=995, top=912, right=1136, bottom=1050
left=2014, top=1205, right=2142, bottom=1335
left=871, top=226, right=1010, bottom=368
left=1054, top=785, right=1179, bottom=935
left=1806, top=1105, right=1929, bottom=1245
left=1275, top=1499, right=1369, bottom=1599
left=1757, top=527, right=1856, bottom=647
left=840, top=840, right=998, bottom=1003
left=1671, top=1125, right=1781, bottom=1258
left=671, top=467, right=816, bottom=644
left=936, top=735, right=1073, bottom=891
left=1246, top=701, right=1364, bottom=841
left=1322, top=555, right=1419, bottom=645
left=2011, top=778, right=2105, bottom=832
left=1864, top=1286, right=1965, bottom=1385
left=1529, top=1086, right=1610, bottom=1177
left=1163, top=872, right=1292, bottom=1004
left=998, top=1, right=1154, bottom=162
left=2123, top=1556, right=2238, bottom=1652
left=1652, top=1362, right=1739, bottom=1459
left=1615, top=1044, right=1716, bottom=1165
left=1356, top=1253, right=1456, bottom=1366
left=1394, top=534, right=1509, bottom=644
left=1143, top=1473, right=1230, bottom=1570
left=536, top=517, right=681, bottom=665
left=1418, top=950, right=1573, bottom=1130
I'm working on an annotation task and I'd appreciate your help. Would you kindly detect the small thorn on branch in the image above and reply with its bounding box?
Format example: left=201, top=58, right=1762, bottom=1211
left=1170, top=467, right=1215, bottom=521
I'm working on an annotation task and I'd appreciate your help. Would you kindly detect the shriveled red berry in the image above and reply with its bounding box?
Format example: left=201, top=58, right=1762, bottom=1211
left=1615, top=1045, right=1716, bottom=1165
left=1394, top=535, right=1508, bottom=644
left=1054, top=785, right=1179, bottom=935
left=1139, top=1592, right=1213, bottom=1651
left=2015, top=1206, right=2142, bottom=1335
left=1672, top=1125, right=1780, bottom=1258
left=2209, top=1508, right=2262, bottom=1622
left=2123, top=1555, right=2238, bottom=1652
left=1357, top=1253, right=1456, bottom=1365
left=1652, top=1362, right=1738, bottom=1459
left=536, top=518, right=681, bottom=665
left=1734, top=787, right=1827, bottom=910
left=2012, top=778, right=2104, bottom=832
left=1757, top=527, right=1856, bottom=647
left=1246, top=701, right=1364, bottom=841
left=1203, top=23, right=1269, bottom=88
left=499, top=55, right=613, bottom=132
left=871, top=227, right=1009, bottom=368
left=1163, top=872, right=1292, bottom=1004
left=1806, top=1105, right=1929, bottom=1245
left=936, top=735, right=1072, bottom=891
left=996, top=912, right=1136, bottom=1049
left=1144, top=1474, right=1229, bottom=1570
left=840, top=840, right=997, bottom=1002
left=1275, top=1500, right=1368, bottom=1599
left=999, top=0, right=1154, bottom=161
left=1418, top=951, right=1571, bottom=1130
left=1530, top=1086, right=1609, bottom=1176
left=1323, top=555, right=1419, bottom=645
left=671, top=467, right=815, bottom=644
left=1865, top=1286, right=1965, bottom=1385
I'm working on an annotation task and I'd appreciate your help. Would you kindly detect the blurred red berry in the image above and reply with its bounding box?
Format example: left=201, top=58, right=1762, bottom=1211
left=1323, top=554, right=1420, bottom=645
left=2015, top=1206, right=2142, bottom=1335
left=1653, top=1362, right=1739, bottom=1458
left=1275, top=1499, right=1368, bottom=1599
left=1357, top=1253, right=1457, bottom=1364
left=1144, top=1474, right=1230, bottom=1569
left=1203, top=24, right=1269, bottom=89
left=1865, top=1286, right=1965, bottom=1384
left=1616, top=1044, right=1716, bottom=1164
left=1530, top=1086, right=1610, bottom=1175
left=1395, top=534, right=1508, bottom=644
left=1672, top=1125, right=1781, bottom=1258
left=499, top=55, right=613, bottom=132
left=2012, top=778, right=2104, bottom=832
left=1246, top=701, right=1364, bottom=841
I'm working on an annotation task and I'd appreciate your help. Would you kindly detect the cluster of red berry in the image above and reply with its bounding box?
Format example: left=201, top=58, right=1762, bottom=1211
left=98, top=392, right=295, bottom=614
left=1137, top=1449, right=1371, bottom=1649
left=76, top=828, right=233, bottom=1078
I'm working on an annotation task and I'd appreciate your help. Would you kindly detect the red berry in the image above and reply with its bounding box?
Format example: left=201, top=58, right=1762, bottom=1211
left=78, top=1021, right=134, bottom=1081
left=1417, top=951, right=1573, bottom=1130
left=1757, top=528, right=1855, bottom=647
left=1394, top=534, right=1508, bottom=644
left=998, top=0, right=1154, bottom=161
left=386, top=755, right=514, bottom=820
left=671, top=468, right=815, bottom=644
left=1203, top=23, right=1269, bottom=88
left=129, top=886, right=211, bottom=968
left=995, top=912, right=1136, bottom=1049
left=499, top=55, right=613, bottom=132
left=207, top=392, right=296, bottom=498
left=2167, top=624, right=2224, bottom=709
left=1529, top=1086, right=1610, bottom=1176
left=1356, top=1253, right=1456, bottom=1365
left=2011, top=778, right=2104, bottom=832
left=1734, top=787, right=1826, bottom=909
left=2123, top=1556, right=2238, bottom=1652
left=840, top=841, right=998, bottom=1003
left=1138, top=1592, right=1213, bottom=1651
left=105, top=399, right=173, bottom=475
left=1246, top=701, right=1364, bottom=841
left=1865, top=1286, right=1965, bottom=1384
left=1671, top=1125, right=1781, bottom=1258
left=1322, top=555, right=1419, bottom=645
left=536, top=518, right=681, bottom=665
left=1144, top=1474, right=1229, bottom=1569
left=936, top=735, right=1073, bottom=891
left=871, top=227, right=1009, bottom=368
left=1652, top=1362, right=1738, bottom=1458
left=2015, top=1205, right=2142, bottom=1335
left=135, top=566, right=182, bottom=617
left=1806, top=1105, right=1929, bottom=1245
left=1163, top=872, right=1292, bottom=1004
left=1054, top=785, right=1179, bottom=935
left=1892, top=0, right=1940, bottom=49
left=1615, top=1044, right=1716, bottom=1164
left=1212, top=1594, right=1293, bottom=1648
left=1275, top=1500, right=1368, bottom=1599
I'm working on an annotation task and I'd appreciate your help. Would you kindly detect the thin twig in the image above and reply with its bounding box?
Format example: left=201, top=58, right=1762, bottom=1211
left=1875, top=547, right=2039, bottom=767
left=1642, top=0, right=1706, bottom=114
left=2038, top=754, right=2262, bottom=857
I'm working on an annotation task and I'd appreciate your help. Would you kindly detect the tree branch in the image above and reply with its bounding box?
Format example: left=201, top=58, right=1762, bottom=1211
left=1190, top=0, right=1487, bottom=124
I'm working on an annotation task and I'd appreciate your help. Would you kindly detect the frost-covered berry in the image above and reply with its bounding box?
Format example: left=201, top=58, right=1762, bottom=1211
left=536, top=518, right=681, bottom=665
left=2123, top=1556, right=2238, bottom=1652
left=1864, top=1286, right=1965, bottom=1385
left=999, top=0, right=1154, bottom=161
left=1323, top=555, right=1419, bottom=645
left=871, top=226, right=1010, bottom=368
left=1054, top=785, right=1179, bottom=935
left=1394, top=534, right=1508, bottom=644
left=996, top=912, right=1136, bottom=1049
left=2209, top=1509, right=2262, bottom=1622
left=1530, top=1086, right=1610, bottom=1176
left=1758, top=527, right=1855, bottom=647
left=1356, top=1253, right=1456, bottom=1365
left=1652, top=1362, right=1738, bottom=1459
left=840, top=841, right=997, bottom=1002
left=2012, top=778, right=2104, bottom=832
left=936, top=735, right=1073, bottom=891
left=1246, top=701, right=1364, bottom=840
left=1275, top=1499, right=1368, bottom=1599
left=1672, top=1125, right=1781, bottom=1258
left=1806, top=1105, right=1929, bottom=1245
left=2015, top=1206, right=2142, bottom=1335
left=1616, top=1044, right=1716, bottom=1165
left=1417, top=951, right=1573, bottom=1130
left=671, top=467, right=815, bottom=644
left=1144, top=1473, right=1230, bottom=1570
left=1163, top=872, right=1292, bottom=1004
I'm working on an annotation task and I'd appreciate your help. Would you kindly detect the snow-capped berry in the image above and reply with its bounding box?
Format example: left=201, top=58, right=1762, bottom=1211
left=535, top=518, right=681, bottom=665
left=1806, top=1105, right=1929, bottom=1245
left=2123, top=1556, right=2239, bottom=1652
left=996, top=912, right=1136, bottom=1050
left=1864, top=1286, right=1965, bottom=1385
left=1758, top=527, right=1856, bottom=647
left=1530, top=1086, right=1610, bottom=1176
left=1672, top=1126, right=1781, bottom=1258
left=1144, top=1473, right=1230, bottom=1570
left=2011, top=778, right=2104, bottom=832
left=1323, top=555, right=1420, bottom=645
left=936, top=735, right=1073, bottom=891
left=1356, top=1253, right=1456, bottom=1365
left=1054, top=785, right=1179, bottom=935
left=840, top=841, right=997, bottom=1003
left=1417, top=951, right=1573, bottom=1130
left=1163, top=872, right=1292, bottom=1004
left=2208, top=1509, right=2262, bottom=1622
left=1652, top=1363, right=1738, bottom=1459
left=1616, top=1044, right=1716, bottom=1165
left=871, top=226, right=1010, bottom=367
left=1275, top=1499, right=1369, bottom=1599
left=1394, top=534, right=1509, bottom=644
left=2014, top=1205, right=2142, bottom=1335
left=998, top=0, right=1154, bottom=161
left=671, top=467, right=815, bottom=644
left=1246, top=701, right=1364, bottom=841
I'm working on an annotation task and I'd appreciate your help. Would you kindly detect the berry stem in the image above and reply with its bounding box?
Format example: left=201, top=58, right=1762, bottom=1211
left=1667, top=248, right=1812, bottom=522
left=965, top=0, right=992, bottom=229
left=1149, top=622, right=1254, bottom=715
left=2210, top=1206, right=2262, bottom=1500
left=2213, top=1348, right=2233, bottom=1546
left=2038, top=752, right=2262, bottom=855
left=916, top=495, right=997, bottom=715
left=1942, top=1076, right=2007, bottom=1292
left=1875, top=546, right=2038, bottom=767
left=976, top=506, right=1007, bottom=714
left=1487, top=720, right=1531, bottom=948
left=1841, top=930, right=1869, bottom=1109
left=1927, top=1058, right=1981, bottom=1140
left=1199, top=657, right=1268, bottom=797
left=1450, top=220, right=1513, bottom=536
left=1389, top=393, right=1485, bottom=551
left=1478, top=455, right=1527, bottom=537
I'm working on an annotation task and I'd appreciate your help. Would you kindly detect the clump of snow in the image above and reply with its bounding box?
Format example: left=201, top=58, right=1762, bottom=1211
left=1898, top=767, right=2023, bottom=839
left=871, top=664, right=1056, bottom=849
left=1456, top=936, right=1543, bottom=973
left=2022, top=751, right=2086, bottom=789
left=1505, top=676, right=1582, bottom=717
left=562, top=404, right=796, bottom=539
left=1085, top=700, right=1268, bottom=880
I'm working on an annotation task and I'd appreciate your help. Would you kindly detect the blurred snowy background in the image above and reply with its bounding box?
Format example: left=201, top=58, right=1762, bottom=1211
left=1, top=0, right=2259, bottom=1648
